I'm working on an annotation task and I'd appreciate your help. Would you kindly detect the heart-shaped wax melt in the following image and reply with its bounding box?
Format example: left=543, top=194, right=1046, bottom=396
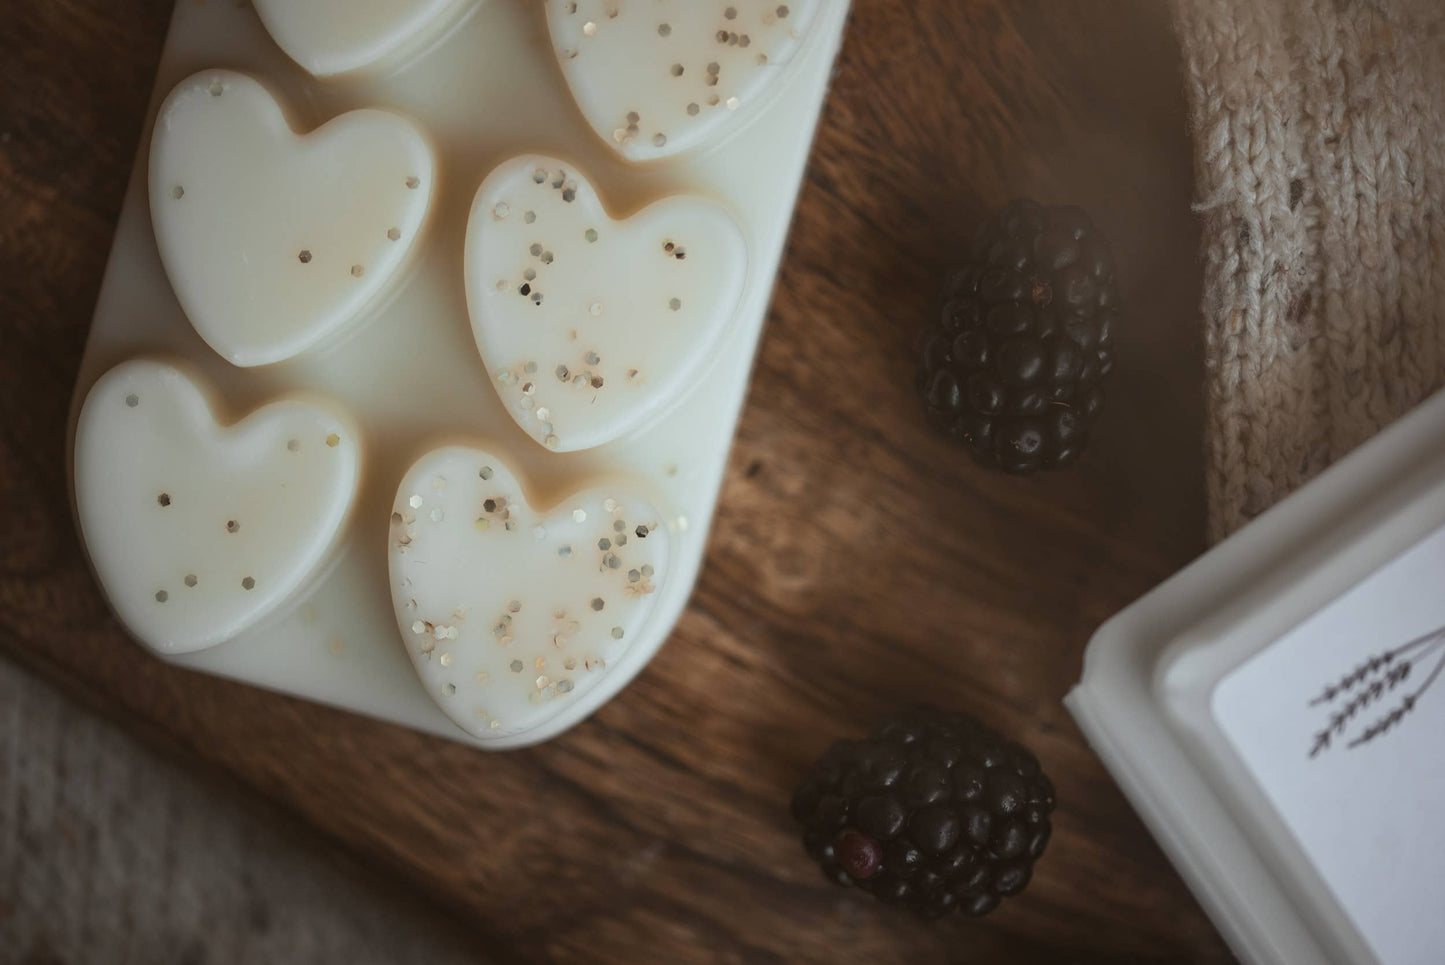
left=465, top=155, right=747, bottom=451
left=388, top=447, right=670, bottom=740
left=547, top=0, right=821, bottom=161
left=74, top=359, right=361, bottom=654
left=150, top=70, right=434, bottom=367
left=253, top=0, right=477, bottom=78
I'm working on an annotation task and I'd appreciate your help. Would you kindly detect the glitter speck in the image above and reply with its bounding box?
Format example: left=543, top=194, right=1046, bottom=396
left=612, top=627, right=624, bottom=639
left=325, top=432, right=339, bottom=447
left=411, top=620, right=426, bottom=635
left=409, top=494, right=423, bottom=509
left=510, top=660, right=524, bottom=673
left=589, top=301, right=603, bottom=316
left=573, top=509, right=587, bottom=523
left=475, top=671, right=489, bottom=683
left=442, top=683, right=456, bottom=696
left=492, top=202, right=509, bottom=220
left=440, top=652, right=453, bottom=667
left=590, top=597, right=605, bottom=611
left=533, top=525, right=547, bottom=540
left=430, top=508, right=444, bottom=522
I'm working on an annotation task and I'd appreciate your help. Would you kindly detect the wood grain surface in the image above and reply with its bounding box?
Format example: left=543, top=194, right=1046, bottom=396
left=0, top=2, right=1232, bottom=963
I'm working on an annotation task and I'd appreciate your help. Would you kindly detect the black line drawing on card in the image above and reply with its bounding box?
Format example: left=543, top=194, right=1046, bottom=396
left=1307, top=622, right=1445, bottom=759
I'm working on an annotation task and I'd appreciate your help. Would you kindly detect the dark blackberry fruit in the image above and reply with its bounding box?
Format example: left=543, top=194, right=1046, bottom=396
left=917, top=199, right=1119, bottom=473
left=791, top=706, right=1055, bottom=918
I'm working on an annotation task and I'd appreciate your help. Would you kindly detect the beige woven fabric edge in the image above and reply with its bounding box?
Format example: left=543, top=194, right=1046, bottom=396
left=1172, top=0, right=1445, bottom=544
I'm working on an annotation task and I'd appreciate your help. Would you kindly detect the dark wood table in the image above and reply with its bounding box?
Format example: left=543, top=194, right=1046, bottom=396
left=1, top=2, right=1233, bottom=962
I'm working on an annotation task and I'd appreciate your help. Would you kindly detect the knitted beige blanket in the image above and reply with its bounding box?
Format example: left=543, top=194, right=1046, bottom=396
left=1173, top=0, right=1445, bottom=543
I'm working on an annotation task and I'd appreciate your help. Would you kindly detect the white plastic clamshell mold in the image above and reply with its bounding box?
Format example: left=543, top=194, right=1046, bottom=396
left=69, top=0, right=852, bottom=748
left=1069, top=386, right=1445, bottom=965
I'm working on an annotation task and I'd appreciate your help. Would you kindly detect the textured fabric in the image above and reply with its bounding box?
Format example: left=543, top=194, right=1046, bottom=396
left=0, top=660, right=485, bottom=965
left=1174, top=0, right=1445, bottom=543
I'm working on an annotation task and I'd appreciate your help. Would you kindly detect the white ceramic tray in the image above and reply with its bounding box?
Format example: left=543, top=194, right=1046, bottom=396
left=68, top=1, right=851, bottom=749
left=1069, top=387, right=1445, bottom=965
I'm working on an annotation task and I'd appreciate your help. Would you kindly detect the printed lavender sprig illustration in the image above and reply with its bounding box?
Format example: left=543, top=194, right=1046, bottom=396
left=1307, top=622, right=1445, bottom=758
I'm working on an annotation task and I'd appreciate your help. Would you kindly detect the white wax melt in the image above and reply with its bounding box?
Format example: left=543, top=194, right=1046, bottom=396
left=465, top=155, right=747, bottom=451
left=149, top=70, right=434, bottom=367
left=388, top=448, right=669, bottom=740
left=547, top=0, right=821, bottom=161
left=74, top=360, right=361, bottom=654
left=253, top=0, right=476, bottom=77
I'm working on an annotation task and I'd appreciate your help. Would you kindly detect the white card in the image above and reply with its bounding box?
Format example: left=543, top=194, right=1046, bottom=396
left=1215, top=525, right=1445, bottom=965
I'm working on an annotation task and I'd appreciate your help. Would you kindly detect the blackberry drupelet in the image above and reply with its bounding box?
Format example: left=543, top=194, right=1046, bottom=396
left=791, top=706, right=1055, bottom=918
left=917, top=199, right=1119, bottom=472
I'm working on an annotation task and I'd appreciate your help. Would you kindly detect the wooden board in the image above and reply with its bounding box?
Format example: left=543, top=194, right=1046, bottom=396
left=0, top=1, right=1234, bottom=962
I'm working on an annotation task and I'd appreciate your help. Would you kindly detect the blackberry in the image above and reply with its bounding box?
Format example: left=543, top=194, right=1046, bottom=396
left=792, top=706, right=1055, bottom=918
left=917, top=199, right=1119, bottom=473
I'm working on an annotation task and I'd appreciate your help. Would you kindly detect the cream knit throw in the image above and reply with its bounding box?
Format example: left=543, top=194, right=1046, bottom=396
left=1173, top=0, right=1445, bottom=543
